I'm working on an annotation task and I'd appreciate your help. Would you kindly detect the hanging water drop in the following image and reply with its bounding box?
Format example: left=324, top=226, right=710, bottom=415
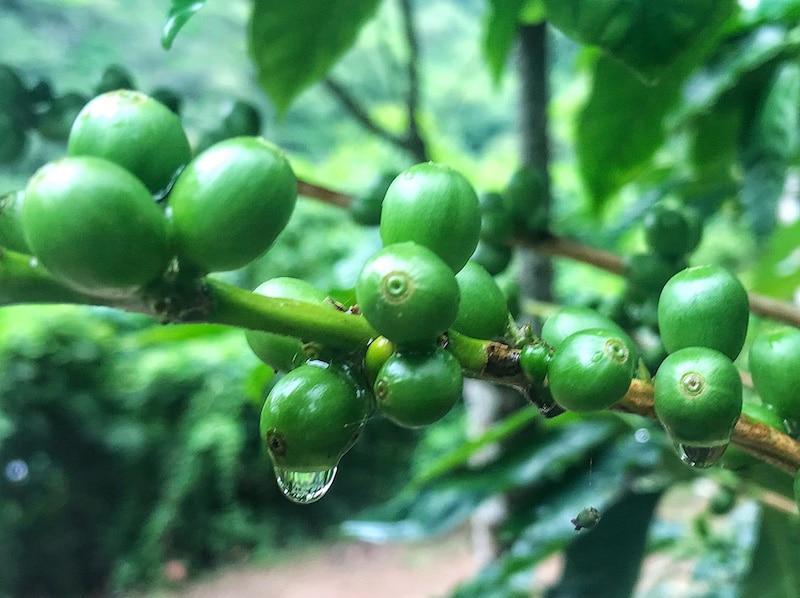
left=671, top=439, right=728, bottom=468
left=273, top=466, right=337, bottom=504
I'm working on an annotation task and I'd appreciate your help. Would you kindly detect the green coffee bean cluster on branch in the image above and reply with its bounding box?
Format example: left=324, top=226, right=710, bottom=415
left=2, top=80, right=800, bottom=504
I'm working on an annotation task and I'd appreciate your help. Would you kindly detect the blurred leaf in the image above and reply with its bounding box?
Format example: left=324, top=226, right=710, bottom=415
left=577, top=56, right=684, bottom=206
left=740, top=160, right=788, bottom=241
left=689, top=501, right=761, bottom=596
left=161, top=1, right=207, bottom=50
left=249, top=1, right=381, bottom=113
left=678, top=25, right=800, bottom=122
left=544, top=490, right=662, bottom=598
left=452, top=434, right=665, bottom=596
left=414, top=405, right=540, bottom=485
left=542, top=0, right=735, bottom=83
left=520, top=0, right=545, bottom=23
left=243, top=363, right=275, bottom=410
left=343, top=417, right=622, bottom=543
left=341, top=487, right=484, bottom=542
left=738, top=61, right=800, bottom=239
left=0, top=409, right=12, bottom=445
left=752, top=219, right=800, bottom=298
left=435, top=417, right=621, bottom=494
left=690, top=104, right=742, bottom=181
left=747, top=61, right=800, bottom=162
left=738, top=0, right=800, bottom=27
left=740, top=506, right=800, bottom=598
left=482, top=0, right=528, bottom=84
left=124, top=323, right=232, bottom=347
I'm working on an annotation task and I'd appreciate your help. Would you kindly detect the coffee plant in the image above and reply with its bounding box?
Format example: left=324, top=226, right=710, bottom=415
left=5, top=0, right=800, bottom=595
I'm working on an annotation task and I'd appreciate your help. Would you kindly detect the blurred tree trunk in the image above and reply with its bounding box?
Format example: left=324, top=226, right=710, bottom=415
left=517, top=23, right=554, bottom=308
left=466, top=22, right=553, bottom=568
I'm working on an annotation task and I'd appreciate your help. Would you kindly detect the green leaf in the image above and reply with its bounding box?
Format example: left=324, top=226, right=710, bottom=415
left=482, top=0, right=528, bottom=84
left=162, top=1, right=207, bottom=50
left=577, top=56, right=684, bottom=206
left=752, top=219, right=800, bottom=298
left=739, top=506, right=800, bottom=598
left=248, top=0, right=381, bottom=113
left=542, top=0, right=735, bottom=83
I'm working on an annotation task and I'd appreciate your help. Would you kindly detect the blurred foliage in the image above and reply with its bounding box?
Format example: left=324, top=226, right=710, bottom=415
left=0, top=307, right=419, bottom=595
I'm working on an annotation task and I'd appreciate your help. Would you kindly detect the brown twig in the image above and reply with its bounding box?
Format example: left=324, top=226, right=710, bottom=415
left=296, top=179, right=351, bottom=208
left=397, top=0, right=429, bottom=162
left=614, top=380, right=800, bottom=474
left=321, top=0, right=428, bottom=163
left=296, top=177, right=800, bottom=328
left=323, top=78, right=409, bottom=151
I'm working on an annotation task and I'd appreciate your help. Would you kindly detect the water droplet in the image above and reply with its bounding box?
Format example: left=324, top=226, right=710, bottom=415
left=273, top=466, right=337, bottom=504
left=671, top=439, right=728, bottom=468
left=634, top=428, right=651, bottom=443
left=4, top=459, right=29, bottom=483
left=28, top=256, right=38, bottom=268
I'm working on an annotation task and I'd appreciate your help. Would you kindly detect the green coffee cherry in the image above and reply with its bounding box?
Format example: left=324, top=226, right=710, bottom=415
left=452, top=260, right=509, bottom=339
left=37, top=92, right=89, bottom=142
left=356, top=242, right=460, bottom=346
left=222, top=100, right=262, bottom=137
left=0, top=190, right=30, bottom=253
left=644, top=199, right=703, bottom=260
left=68, top=90, right=192, bottom=195
left=654, top=346, right=742, bottom=449
left=94, top=64, right=135, bottom=95
left=260, top=362, right=370, bottom=471
left=519, top=341, right=552, bottom=386
left=708, top=487, right=736, bottom=515
left=261, top=362, right=371, bottom=504
left=624, top=252, right=684, bottom=295
left=658, top=265, right=749, bottom=361
left=349, top=172, right=397, bottom=227
left=168, top=137, right=297, bottom=273
left=374, top=347, right=463, bottom=428
left=379, top=162, right=481, bottom=273
left=150, top=87, right=182, bottom=114
left=0, top=64, right=33, bottom=131
left=749, top=326, right=800, bottom=421
left=503, top=165, right=546, bottom=234
left=479, top=191, right=513, bottom=243
left=365, top=336, right=395, bottom=385
left=245, top=278, right=335, bottom=372
left=721, top=401, right=785, bottom=471
left=470, top=240, right=512, bottom=276
left=541, top=305, right=637, bottom=359
left=0, top=113, right=27, bottom=164
left=548, top=328, right=635, bottom=412
left=22, top=156, right=171, bottom=297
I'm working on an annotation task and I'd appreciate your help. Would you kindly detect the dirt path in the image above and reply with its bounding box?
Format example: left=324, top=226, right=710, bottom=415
left=173, top=532, right=479, bottom=598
